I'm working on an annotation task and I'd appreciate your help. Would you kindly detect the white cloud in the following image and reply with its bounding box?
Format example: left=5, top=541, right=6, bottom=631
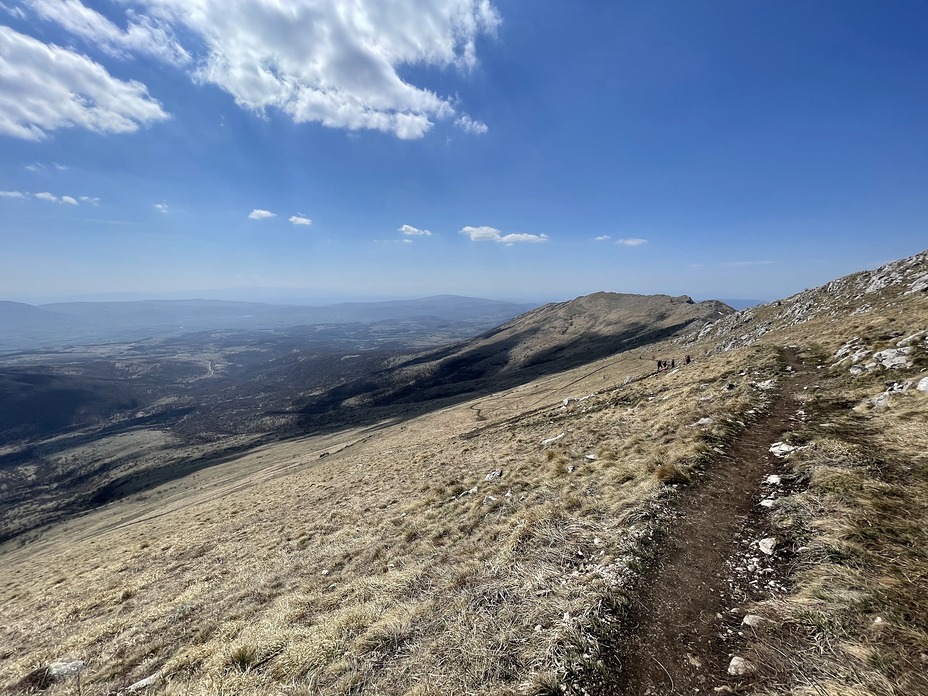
left=60, top=195, right=78, bottom=205
left=59, top=0, right=498, bottom=139
left=154, top=202, right=169, bottom=213
left=399, top=224, right=431, bottom=236
left=289, top=215, right=312, bottom=225
left=25, top=0, right=190, bottom=65
left=0, top=190, right=26, bottom=198
left=403, top=238, right=413, bottom=244
left=616, top=238, right=647, bottom=247
left=460, top=225, right=548, bottom=245
left=0, top=2, right=27, bottom=20
left=454, top=114, right=488, bottom=135
left=0, top=25, right=169, bottom=140
left=79, top=195, right=100, bottom=205
left=594, top=235, right=611, bottom=241
left=25, top=162, right=44, bottom=172
left=248, top=208, right=276, bottom=220
left=34, top=191, right=59, bottom=202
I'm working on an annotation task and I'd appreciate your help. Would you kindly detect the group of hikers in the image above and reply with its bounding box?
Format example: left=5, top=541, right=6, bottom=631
left=656, top=354, right=691, bottom=372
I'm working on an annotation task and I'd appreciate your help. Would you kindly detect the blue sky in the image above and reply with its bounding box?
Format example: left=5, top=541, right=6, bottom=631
left=1, top=1, right=927, bottom=304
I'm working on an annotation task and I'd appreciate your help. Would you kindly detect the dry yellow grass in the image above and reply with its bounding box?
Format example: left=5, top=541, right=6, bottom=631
left=2, top=251, right=925, bottom=694
left=0, top=338, right=780, bottom=695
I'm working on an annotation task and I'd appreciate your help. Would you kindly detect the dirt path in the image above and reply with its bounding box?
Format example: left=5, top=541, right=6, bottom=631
left=596, top=348, right=816, bottom=695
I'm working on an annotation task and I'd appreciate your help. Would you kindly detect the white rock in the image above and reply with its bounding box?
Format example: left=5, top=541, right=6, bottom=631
left=127, top=673, right=160, bottom=692
left=872, top=347, right=914, bottom=370
left=769, top=442, right=797, bottom=458
left=760, top=498, right=776, bottom=508
left=541, top=433, right=565, bottom=446
left=47, top=661, right=85, bottom=681
left=753, top=379, right=777, bottom=390
left=764, top=474, right=782, bottom=485
left=758, top=537, right=777, bottom=555
left=727, top=656, right=755, bottom=676
left=917, top=377, right=928, bottom=392
left=484, top=468, right=503, bottom=482
left=742, top=614, right=768, bottom=628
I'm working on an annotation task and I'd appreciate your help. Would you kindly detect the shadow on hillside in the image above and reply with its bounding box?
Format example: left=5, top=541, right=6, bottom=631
left=288, top=320, right=691, bottom=434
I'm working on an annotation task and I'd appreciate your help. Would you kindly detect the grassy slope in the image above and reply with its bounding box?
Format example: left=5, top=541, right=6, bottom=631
left=1, top=251, right=926, bottom=695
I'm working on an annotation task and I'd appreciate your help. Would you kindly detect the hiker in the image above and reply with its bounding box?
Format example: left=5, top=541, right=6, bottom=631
left=656, top=360, right=662, bottom=371
left=685, top=354, right=691, bottom=365
left=671, top=358, right=675, bottom=369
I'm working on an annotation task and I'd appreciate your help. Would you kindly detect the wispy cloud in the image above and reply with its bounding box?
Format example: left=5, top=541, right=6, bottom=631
left=34, top=191, right=59, bottom=203
left=0, top=25, right=169, bottom=140
left=454, top=115, right=488, bottom=135
left=248, top=209, right=276, bottom=220
left=0, top=190, right=26, bottom=198
left=25, top=0, right=190, bottom=65
left=289, top=215, right=312, bottom=225
left=399, top=224, right=431, bottom=236
left=60, top=195, right=78, bottom=205
left=461, top=225, right=548, bottom=245
left=154, top=202, right=169, bottom=213
left=616, top=238, right=647, bottom=247
left=594, top=235, right=611, bottom=241
left=79, top=196, right=100, bottom=205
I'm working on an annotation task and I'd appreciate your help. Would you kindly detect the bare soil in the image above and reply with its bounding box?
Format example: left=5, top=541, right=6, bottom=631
left=597, top=348, right=817, bottom=695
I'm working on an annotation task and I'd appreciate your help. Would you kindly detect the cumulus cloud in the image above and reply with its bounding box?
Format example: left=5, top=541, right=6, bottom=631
left=60, top=195, right=78, bottom=205
left=25, top=0, right=190, bottom=65
left=594, top=235, right=611, bottom=241
left=0, top=190, right=26, bottom=198
left=289, top=215, right=312, bottom=225
left=34, top=191, right=59, bottom=202
left=399, top=224, right=431, bottom=236
left=0, top=25, right=169, bottom=140
left=460, top=225, right=548, bottom=245
left=154, top=202, right=168, bottom=213
left=454, top=114, right=488, bottom=135
left=18, top=0, right=499, bottom=139
left=248, top=208, right=276, bottom=220
left=616, top=238, right=647, bottom=247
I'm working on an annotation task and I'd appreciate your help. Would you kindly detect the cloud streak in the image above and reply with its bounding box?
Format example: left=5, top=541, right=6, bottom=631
left=461, top=225, right=548, bottom=245
left=289, top=215, right=312, bottom=225
left=616, top=238, right=647, bottom=247
left=399, top=224, right=431, bottom=236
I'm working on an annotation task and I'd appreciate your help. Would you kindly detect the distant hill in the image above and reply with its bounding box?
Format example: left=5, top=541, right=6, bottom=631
left=298, top=292, right=733, bottom=425
left=0, top=296, right=537, bottom=350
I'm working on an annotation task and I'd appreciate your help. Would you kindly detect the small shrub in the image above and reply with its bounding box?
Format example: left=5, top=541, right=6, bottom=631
left=229, top=645, right=258, bottom=673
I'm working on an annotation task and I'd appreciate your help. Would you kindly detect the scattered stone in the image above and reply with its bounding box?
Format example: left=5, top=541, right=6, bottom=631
left=764, top=474, right=782, bottom=485
left=753, top=379, right=777, bottom=390
left=727, top=656, right=755, bottom=676
left=14, top=660, right=86, bottom=692
left=742, top=614, right=768, bottom=628
left=541, top=433, right=565, bottom=446
left=321, top=568, right=330, bottom=576
left=769, top=442, right=798, bottom=458
left=127, top=673, right=161, bottom=692
left=917, top=377, right=928, bottom=393
left=482, top=495, right=496, bottom=506
left=484, top=468, right=503, bottom=482
left=759, top=498, right=776, bottom=508
left=758, top=537, right=777, bottom=555
left=585, top=453, right=598, bottom=460
left=688, top=417, right=713, bottom=428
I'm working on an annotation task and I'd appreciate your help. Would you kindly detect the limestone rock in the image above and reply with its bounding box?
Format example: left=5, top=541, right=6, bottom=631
left=769, top=442, right=798, bottom=458
left=758, top=537, right=777, bottom=555
left=727, top=656, right=755, bottom=676
left=917, top=377, right=928, bottom=392
left=127, top=673, right=161, bottom=692
left=484, top=468, right=503, bottom=482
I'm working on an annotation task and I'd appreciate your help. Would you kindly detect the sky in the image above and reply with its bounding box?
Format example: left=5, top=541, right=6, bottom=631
left=1, top=0, right=927, bottom=305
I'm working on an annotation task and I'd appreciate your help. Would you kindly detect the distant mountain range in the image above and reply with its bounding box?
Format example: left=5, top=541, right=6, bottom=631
left=0, top=296, right=537, bottom=351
